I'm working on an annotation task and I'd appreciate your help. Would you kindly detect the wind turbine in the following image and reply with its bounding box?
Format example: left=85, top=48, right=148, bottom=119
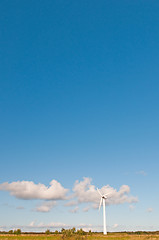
left=97, top=188, right=111, bottom=235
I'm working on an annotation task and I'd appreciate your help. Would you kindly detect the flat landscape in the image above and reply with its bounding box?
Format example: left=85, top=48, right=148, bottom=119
left=0, top=233, right=159, bottom=240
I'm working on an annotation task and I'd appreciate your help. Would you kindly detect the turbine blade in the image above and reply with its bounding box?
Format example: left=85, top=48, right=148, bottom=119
left=99, top=198, right=102, bottom=211
left=97, top=188, right=103, bottom=197
left=103, top=191, right=112, bottom=197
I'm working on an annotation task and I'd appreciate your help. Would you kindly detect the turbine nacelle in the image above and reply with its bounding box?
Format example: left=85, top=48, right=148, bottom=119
left=97, top=188, right=111, bottom=200
left=102, top=196, right=107, bottom=199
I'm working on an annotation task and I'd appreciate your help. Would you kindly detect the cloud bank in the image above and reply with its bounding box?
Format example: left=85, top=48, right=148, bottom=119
left=73, top=177, right=138, bottom=206
left=0, top=177, right=138, bottom=213
left=35, top=201, right=56, bottom=212
left=1, top=221, right=158, bottom=232
left=0, top=180, right=68, bottom=200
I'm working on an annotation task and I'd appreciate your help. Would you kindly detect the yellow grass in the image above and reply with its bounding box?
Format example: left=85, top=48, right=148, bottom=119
left=0, top=233, right=159, bottom=240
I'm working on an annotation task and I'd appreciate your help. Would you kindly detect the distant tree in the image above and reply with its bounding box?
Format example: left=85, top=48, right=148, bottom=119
left=61, top=228, right=65, bottom=233
left=61, top=228, right=76, bottom=239
left=45, top=229, right=51, bottom=234
left=54, top=230, right=59, bottom=234
left=88, top=230, right=92, bottom=235
left=71, top=227, right=76, bottom=234
left=8, top=230, right=13, bottom=234
left=14, top=229, right=21, bottom=235
left=76, top=228, right=86, bottom=235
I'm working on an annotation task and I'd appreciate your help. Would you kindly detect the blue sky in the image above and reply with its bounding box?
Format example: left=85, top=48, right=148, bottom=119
left=0, top=0, right=159, bottom=232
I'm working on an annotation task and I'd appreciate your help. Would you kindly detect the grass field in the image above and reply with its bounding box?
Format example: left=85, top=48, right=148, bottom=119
left=0, top=233, right=159, bottom=240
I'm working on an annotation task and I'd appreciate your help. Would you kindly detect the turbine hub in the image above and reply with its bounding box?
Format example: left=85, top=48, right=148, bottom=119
left=102, top=196, right=107, bottom=199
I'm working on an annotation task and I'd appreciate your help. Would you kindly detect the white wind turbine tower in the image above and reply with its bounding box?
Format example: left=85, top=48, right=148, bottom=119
left=97, top=188, right=111, bottom=235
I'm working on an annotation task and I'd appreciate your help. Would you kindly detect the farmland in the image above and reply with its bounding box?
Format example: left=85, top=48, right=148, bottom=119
left=0, top=233, right=159, bottom=240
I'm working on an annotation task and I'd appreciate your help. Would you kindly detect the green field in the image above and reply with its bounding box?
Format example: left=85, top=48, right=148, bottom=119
left=0, top=233, right=159, bottom=240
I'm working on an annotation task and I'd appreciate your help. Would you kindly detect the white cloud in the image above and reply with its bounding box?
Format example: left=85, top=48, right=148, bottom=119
left=73, top=177, right=138, bottom=206
left=129, top=204, right=136, bottom=210
left=35, top=201, right=56, bottom=212
left=0, top=180, right=68, bottom=200
left=64, top=200, right=78, bottom=207
left=1, top=221, right=101, bottom=232
left=16, top=206, right=25, bottom=210
left=0, top=227, right=5, bottom=231
left=29, top=221, right=36, bottom=227
left=112, top=223, right=119, bottom=229
left=28, top=221, right=74, bottom=229
left=136, top=170, right=147, bottom=176
left=83, top=206, right=90, bottom=212
left=2, top=203, right=14, bottom=208
left=147, top=208, right=153, bottom=213
left=3, top=221, right=159, bottom=232
left=0, top=177, right=138, bottom=214
left=69, top=206, right=79, bottom=213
